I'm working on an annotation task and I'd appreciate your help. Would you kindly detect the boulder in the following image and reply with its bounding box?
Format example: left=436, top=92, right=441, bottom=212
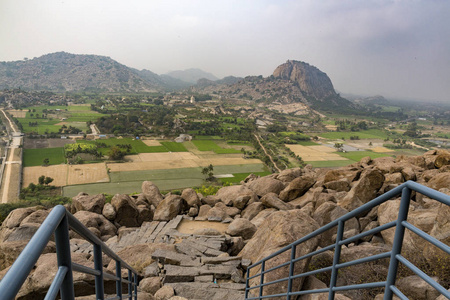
left=0, top=240, right=55, bottom=271
left=153, top=195, right=183, bottom=221
left=371, top=156, right=396, bottom=173
left=20, top=209, right=49, bottom=225
left=323, top=167, right=361, bottom=183
left=250, top=208, right=277, bottom=228
left=232, top=195, right=251, bottom=210
left=261, top=193, right=293, bottom=211
left=154, top=285, right=175, bottom=300
left=239, top=209, right=320, bottom=297
left=276, top=167, right=303, bottom=182
left=181, top=188, right=201, bottom=207
left=313, top=202, right=359, bottom=247
left=298, top=276, right=351, bottom=299
left=72, top=193, right=105, bottom=214
left=435, top=151, right=450, bottom=168
left=196, top=205, right=211, bottom=221
left=137, top=205, right=153, bottom=224
left=2, top=207, right=39, bottom=229
left=397, top=275, right=441, bottom=300
left=142, top=181, right=164, bottom=207
left=73, top=211, right=117, bottom=237
left=102, top=203, right=116, bottom=221
left=279, top=175, right=315, bottom=202
left=225, top=218, right=257, bottom=240
left=1, top=223, right=41, bottom=243
left=206, top=203, right=229, bottom=222
left=427, top=173, right=450, bottom=190
left=241, top=202, right=264, bottom=221
left=339, top=168, right=384, bottom=211
left=215, top=185, right=258, bottom=206
left=324, top=178, right=350, bottom=192
left=246, top=177, right=285, bottom=197
left=111, top=194, right=140, bottom=227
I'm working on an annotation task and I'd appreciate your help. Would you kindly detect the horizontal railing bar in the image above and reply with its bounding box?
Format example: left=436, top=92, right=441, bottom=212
left=396, top=254, right=450, bottom=298
left=245, top=292, right=288, bottom=299
left=291, top=243, right=337, bottom=264
left=66, top=213, right=138, bottom=274
left=405, top=181, right=450, bottom=206
left=106, top=296, right=121, bottom=300
left=335, top=251, right=392, bottom=269
left=0, top=205, right=67, bottom=300
left=44, top=266, right=68, bottom=300
left=122, top=279, right=133, bottom=285
left=338, top=221, right=397, bottom=246
left=103, top=272, right=121, bottom=281
left=402, top=221, right=450, bottom=254
left=289, top=287, right=330, bottom=296
left=390, top=286, right=409, bottom=300
left=249, top=184, right=405, bottom=269
left=332, top=281, right=386, bottom=291
left=248, top=260, right=291, bottom=280
left=246, top=276, right=289, bottom=290
left=72, top=263, right=101, bottom=276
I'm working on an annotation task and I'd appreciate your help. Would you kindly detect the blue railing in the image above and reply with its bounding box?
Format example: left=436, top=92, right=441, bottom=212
left=245, top=181, right=450, bottom=300
left=0, top=205, right=139, bottom=300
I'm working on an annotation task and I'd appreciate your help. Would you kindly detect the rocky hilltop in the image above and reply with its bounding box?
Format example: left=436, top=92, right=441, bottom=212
left=273, top=60, right=336, bottom=100
left=0, top=52, right=197, bottom=92
left=1, top=151, right=449, bottom=299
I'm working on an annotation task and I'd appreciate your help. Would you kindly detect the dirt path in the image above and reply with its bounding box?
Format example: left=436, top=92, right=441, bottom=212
left=1, top=149, right=14, bottom=203
left=254, top=134, right=281, bottom=173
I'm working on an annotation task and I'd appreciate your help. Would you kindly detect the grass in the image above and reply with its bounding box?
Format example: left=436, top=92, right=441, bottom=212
left=77, top=138, right=163, bottom=154
left=296, top=140, right=320, bottom=146
left=23, top=147, right=65, bottom=167
left=192, top=139, right=241, bottom=153
left=318, top=129, right=389, bottom=140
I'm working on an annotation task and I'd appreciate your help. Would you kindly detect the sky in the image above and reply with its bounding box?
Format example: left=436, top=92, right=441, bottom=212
left=0, top=0, right=449, bottom=102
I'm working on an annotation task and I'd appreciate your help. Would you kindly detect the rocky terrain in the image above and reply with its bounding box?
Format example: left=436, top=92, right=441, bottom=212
left=0, top=149, right=449, bottom=299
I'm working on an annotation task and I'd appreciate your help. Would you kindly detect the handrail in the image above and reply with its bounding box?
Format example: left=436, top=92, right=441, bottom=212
left=245, top=181, right=450, bottom=300
left=0, top=205, right=139, bottom=300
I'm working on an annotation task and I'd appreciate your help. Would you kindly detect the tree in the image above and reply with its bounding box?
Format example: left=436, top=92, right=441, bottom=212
left=44, top=176, right=54, bottom=185
left=201, top=164, right=214, bottom=180
left=334, top=143, right=344, bottom=152
left=38, top=175, right=45, bottom=185
left=43, top=158, right=49, bottom=166
left=108, top=146, right=126, bottom=160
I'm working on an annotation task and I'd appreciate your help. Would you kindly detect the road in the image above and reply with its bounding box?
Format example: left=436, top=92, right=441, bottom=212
left=254, top=134, right=282, bottom=173
left=0, top=109, right=23, bottom=203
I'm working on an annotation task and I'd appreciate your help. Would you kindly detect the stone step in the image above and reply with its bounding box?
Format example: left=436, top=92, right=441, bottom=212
left=166, top=282, right=245, bottom=300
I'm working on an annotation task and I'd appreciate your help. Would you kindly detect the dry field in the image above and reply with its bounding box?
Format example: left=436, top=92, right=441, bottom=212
left=67, top=163, right=109, bottom=185
left=23, top=163, right=109, bottom=187
left=346, top=139, right=394, bottom=153
left=142, top=139, right=162, bottom=146
left=7, top=110, right=27, bottom=118
left=108, top=152, right=261, bottom=172
left=285, top=144, right=348, bottom=161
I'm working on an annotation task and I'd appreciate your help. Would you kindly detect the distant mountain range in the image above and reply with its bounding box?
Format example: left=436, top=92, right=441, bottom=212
left=0, top=52, right=354, bottom=110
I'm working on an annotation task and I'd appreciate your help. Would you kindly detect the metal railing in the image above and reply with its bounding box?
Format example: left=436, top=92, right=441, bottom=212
left=245, top=181, right=450, bottom=300
left=0, top=205, right=139, bottom=300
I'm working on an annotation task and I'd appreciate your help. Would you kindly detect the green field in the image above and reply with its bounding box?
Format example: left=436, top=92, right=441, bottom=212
left=78, top=138, right=165, bottom=154
left=219, top=171, right=272, bottom=184
left=23, top=147, right=65, bottom=167
left=192, top=140, right=241, bottom=153
left=336, top=150, right=391, bottom=161
left=296, top=140, right=320, bottom=146
left=160, top=142, right=188, bottom=152
left=318, top=129, right=389, bottom=140
left=63, top=163, right=267, bottom=196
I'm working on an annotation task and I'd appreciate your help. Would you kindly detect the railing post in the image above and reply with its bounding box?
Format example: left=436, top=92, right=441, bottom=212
left=128, top=269, right=132, bottom=300
left=384, top=187, right=412, bottom=300
left=133, top=271, right=138, bottom=300
left=94, top=244, right=104, bottom=300
left=245, top=267, right=250, bottom=299
left=328, top=220, right=345, bottom=300
left=54, top=214, right=75, bottom=300
left=287, top=244, right=296, bottom=300
left=259, top=261, right=265, bottom=299
left=116, top=260, right=123, bottom=299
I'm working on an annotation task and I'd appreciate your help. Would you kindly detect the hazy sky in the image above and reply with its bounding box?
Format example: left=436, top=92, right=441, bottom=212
left=1, top=0, right=449, bottom=102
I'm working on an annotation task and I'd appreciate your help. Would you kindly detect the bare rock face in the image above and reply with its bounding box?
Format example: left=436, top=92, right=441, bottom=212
left=102, top=203, right=116, bottom=221
left=215, top=185, right=258, bottom=206
left=2, top=207, right=39, bottom=229
left=153, top=195, right=183, bottom=221
left=397, top=275, right=441, bottom=300
left=246, top=177, right=285, bottom=197
left=142, top=181, right=164, bottom=207
left=273, top=60, right=336, bottom=100
left=72, top=193, right=105, bottom=214
left=239, top=209, right=320, bottom=297
left=323, top=167, right=361, bottom=183
left=225, top=218, right=257, bottom=240
left=181, top=188, right=201, bottom=207
left=0, top=241, right=55, bottom=271
left=427, top=173, right=450, bottom=190
left=111, top=194, right=140, bottom=227
left=20, top=209, right=49, bottom=226
left=279, top=175, right=315, bottom=202
left=241, top=202, right=265, bottom=221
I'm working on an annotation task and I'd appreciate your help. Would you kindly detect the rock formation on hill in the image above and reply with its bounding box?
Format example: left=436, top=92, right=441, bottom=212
left=0, top=150, right=449, bottom=299
left=273, top=60, right=336, bottom=100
